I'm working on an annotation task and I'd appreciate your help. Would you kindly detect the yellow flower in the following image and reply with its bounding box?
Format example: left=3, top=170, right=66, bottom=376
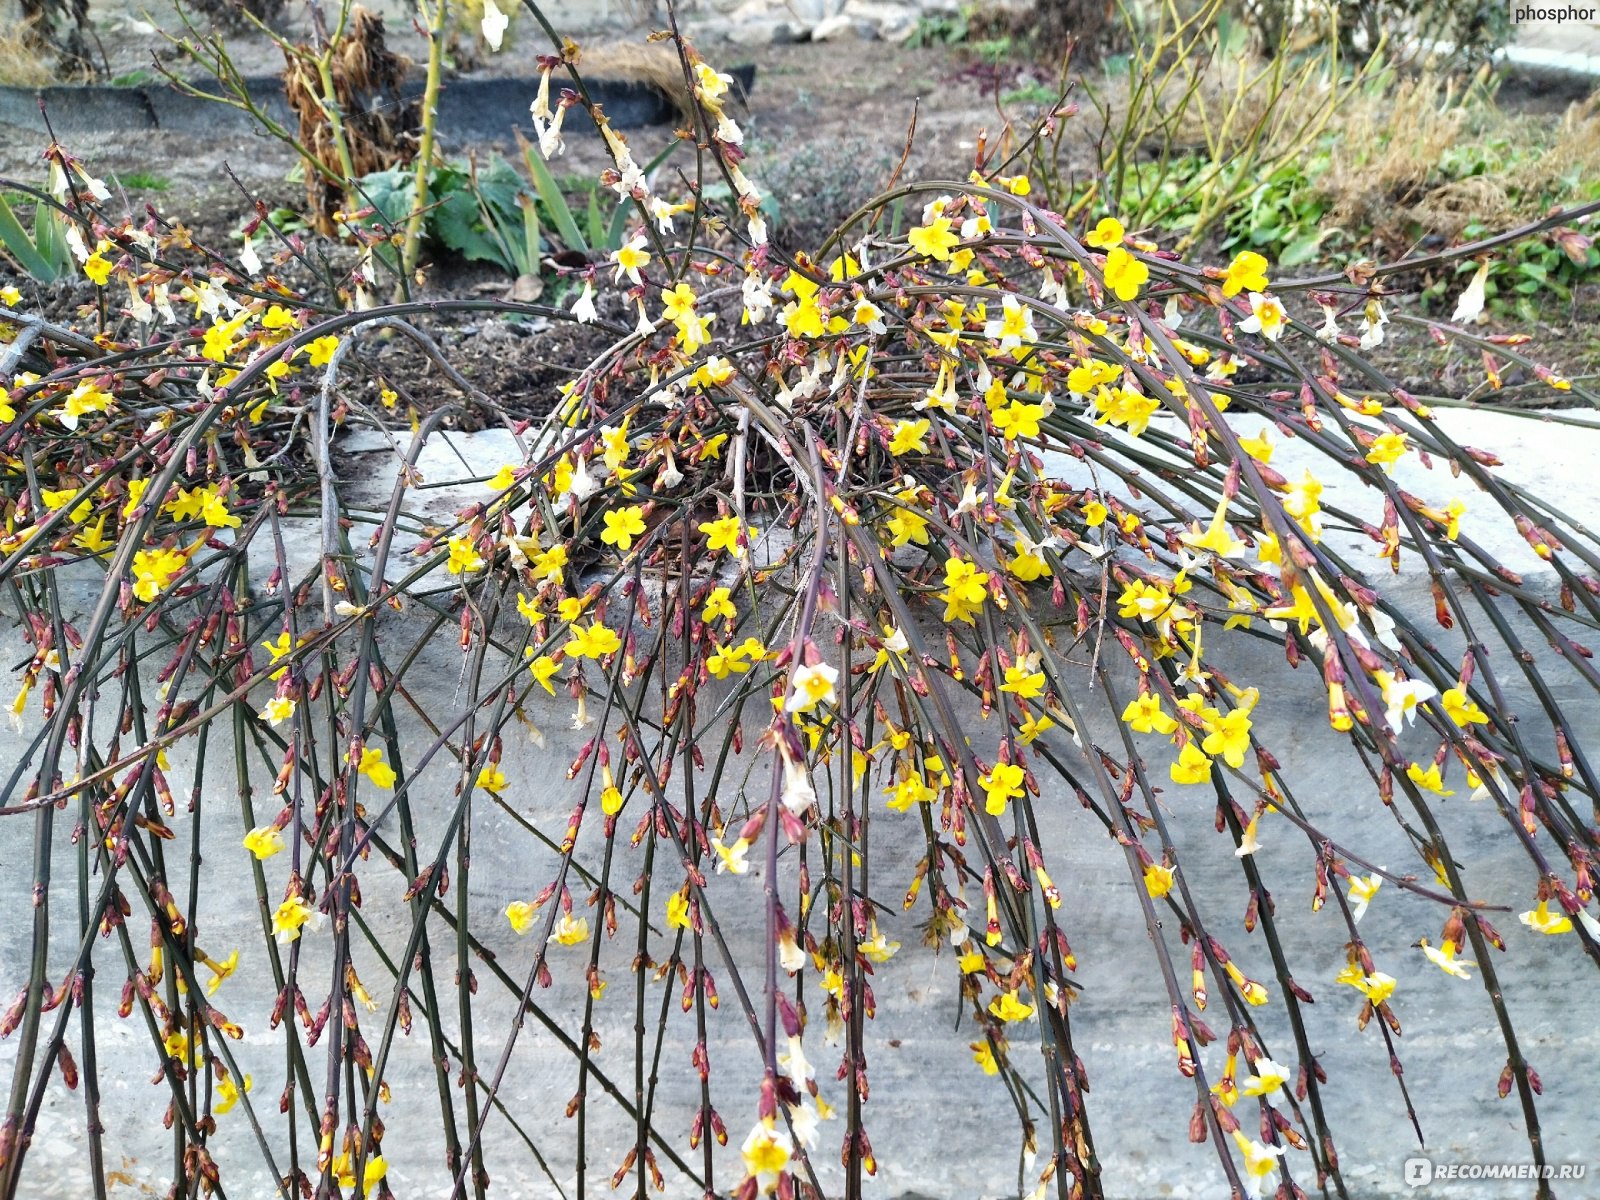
left=940, top=556, right=989, bottom=625
left=740, top=1119, right=792, bottom=1180
left=689, top=357, right=736, bottom=389
left=1418, top=937, right=1475, bottom=979
left=553, top=912, right=589, bottom=945
left=505, top=900, right=536, bottom=934
left=1121, top=693, right=1177, bottom=735
left=528, top=654, right=560, bottom=695
left=83, top=242, right=115, bottom=286
left=243, top=825, right=284, bottom=860
left=888, top=418, right=931, bottom=456
left=131, top=546, right=190, bottom=602
left=1519, top=900, right=1572, bottom=935
left=1200, top=708, right=1253, bottom=770
left=1347, top=873, right=1381, bottom=921
left=712, top=835, right=751, bottom=875
left=1169, top=742, right=1213, bottom=784
left=993, top=400, right=1045, bottom=442
left=612, top=237, right=651, bottom=285
left=602, top=505, right=647, bottom=552
left=660, top=281, right=698, bottom=323
left=303, top=334, right=341, bottom=367
left=971, top=1040, right=1000, bottom=1074
left=204, top=949, right=239, bottom=996
left=447, top=535, right=485, bottom=574
left=1220, top=250, right=1269, bottom=298
left=1102, top=247, right=1148, bottom=302
left=699, top=514, right=746, bottom=556
left=1018, top=711, right=1056, bottom=744
left=907, top=216, right=960, bottom=261
left=702, top=586, right=736, bottom=623
left=979, top=761, right=1025, bottom=816
left=1179, top=496, right=1245, bottom=559
left=1084, top=216, right=1124, bottom=249
left=567, top=620, right=622, bottom=660
left=998, top=665, right=1045, bottom=699
left=988, top=991, right=1035, bottom=1022
left=61, top=380, right=111, bottom=428
left=1231, top=1131, right=1285, bottom=1196
left=1441, top=686, right=1488, bottom=727
left=1405, top=761, right=1454, bottom=797
left=271, top=895, right=315, bottom=944
left=260, top=696, right=296, bottom=727
left=1238, top=428, right=1274, bottom=462
left=666, top=888, right=693, bottom=930
left=1143, top=862, right=1174, bottom=898
left=214, top=1070, right=251, bottom=1115
left=1336, top=963, right=1396, bottom=1005
left=358, top=747, right=397, bottom=790
left=1365, top=431, right=1409, bottom=472
left=477, top=765, right=508, bottom=794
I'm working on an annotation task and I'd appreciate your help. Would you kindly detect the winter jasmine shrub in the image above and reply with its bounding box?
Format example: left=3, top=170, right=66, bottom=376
left=1, top=9, right=1598, bottom=1200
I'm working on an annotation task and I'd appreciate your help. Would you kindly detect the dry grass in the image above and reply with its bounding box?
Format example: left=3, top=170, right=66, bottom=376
left=580, top=40, right=697, bottom=120
left=0, top=27, right=59, bottom=88
left=1322, top=74, right=1600, bottom=239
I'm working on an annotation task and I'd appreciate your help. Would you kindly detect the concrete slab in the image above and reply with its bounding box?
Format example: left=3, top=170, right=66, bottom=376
left=2, top=406, right=1598, bottom=1199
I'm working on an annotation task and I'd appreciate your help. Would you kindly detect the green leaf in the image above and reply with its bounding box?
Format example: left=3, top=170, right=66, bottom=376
left=0, top=193, right=59, bottom=282
left=518, top=131, right=587, bottom=255
left=1278, top=232, right=1325, bottom=268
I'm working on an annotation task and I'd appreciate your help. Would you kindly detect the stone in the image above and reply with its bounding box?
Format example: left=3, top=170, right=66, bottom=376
left=724, top=15, right=809, bottom=45
left=811, top=12, right=873, bottom=40
left=841, top=0, right=919, bottom=42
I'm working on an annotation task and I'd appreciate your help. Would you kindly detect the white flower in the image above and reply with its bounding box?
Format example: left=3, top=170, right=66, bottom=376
left=786, top=1100, right=821, bottom=1150
left=1316, top=303, right=1341, bottom=341
left=648, top=196, right=677, bottom=235
left=1039, top=267, right=1069, bottom=309
left=1359, top=302, right=1388, bottom=349
left=76, top=169, right=111, bottom=201
left=64, top=223, right=89, bottom=264
left=239, top=235, right=262, bottom=277
left=1240, top=1055, right=1290, bottom=1097
left=655, top=451, right=683, bottom=490
left=1451, top=260, right=1490, bottom=325
left=152, top=282, right=176, bottom=324
left=780, top=755, right=816, bottom=816
left=539, top=104, right=566, bottom=159
left=778, top=930, right=806, bottom=972
left=565, top=456, right=599, bottom=503
left=742, top=270, right=773, bottom=323
left=1233, top=817, right=1261, bottom=858
left=125, top=281, right=154, bottom=324
left=1237, top=291, right=1286, bottom=341
left=480, top=0, right=509, bottom=50
left=785, top=662, right=839, bottom=713
left=780, top=1034, right=812, bottom=1091
left=570, top=282, right=597, bottom=324
left=1347, top=873, right=1381, bottom=921
left=1380, top=673, right=1437, bottom=731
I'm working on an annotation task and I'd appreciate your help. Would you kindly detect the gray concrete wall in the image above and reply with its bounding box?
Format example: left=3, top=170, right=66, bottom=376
left=3, top=406, right=1599, bottom=1199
